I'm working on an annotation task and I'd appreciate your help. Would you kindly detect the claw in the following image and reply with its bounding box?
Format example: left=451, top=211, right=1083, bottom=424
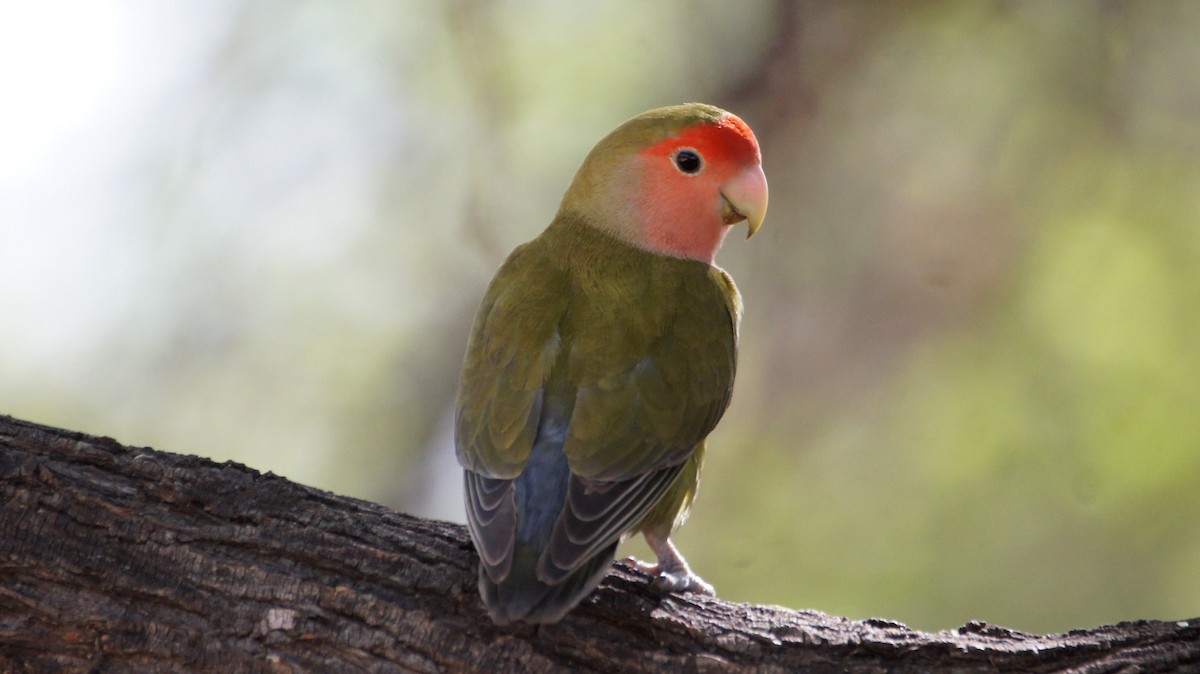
left=652, top=569, right=715, bottom=596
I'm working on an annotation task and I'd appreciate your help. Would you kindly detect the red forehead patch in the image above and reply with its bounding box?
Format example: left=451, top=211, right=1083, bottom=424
left=641, top=113, right=761, bottom=167
left=721, top=114, right=758, bottom=155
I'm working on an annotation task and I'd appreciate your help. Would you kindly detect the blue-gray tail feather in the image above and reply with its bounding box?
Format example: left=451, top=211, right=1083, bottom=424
left=478, top=406, right=618, bottom=624
left=480, top=540, right=618, bottom=624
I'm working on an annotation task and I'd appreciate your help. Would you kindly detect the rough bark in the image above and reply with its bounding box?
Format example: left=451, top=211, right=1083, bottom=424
left=0, top=414, right=1196, bottom=673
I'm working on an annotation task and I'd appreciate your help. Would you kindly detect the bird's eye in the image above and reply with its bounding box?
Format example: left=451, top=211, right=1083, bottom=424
left=673, top=148, right=703, bottom=175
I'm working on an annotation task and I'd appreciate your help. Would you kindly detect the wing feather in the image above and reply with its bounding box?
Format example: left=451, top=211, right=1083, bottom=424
left=538, top=464, right=685, bottom=585
left=562, top=262, right=738, bottom=481
left=463, top=471, right=516, bottom=582
left=455, top=244, right=568, bottom=478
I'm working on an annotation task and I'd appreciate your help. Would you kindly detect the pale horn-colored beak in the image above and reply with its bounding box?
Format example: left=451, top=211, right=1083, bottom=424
left=720, top=163, right=768, bottom=239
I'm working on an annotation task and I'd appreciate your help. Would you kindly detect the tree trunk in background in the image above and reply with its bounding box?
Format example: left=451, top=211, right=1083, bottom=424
left=0, top=415, right=1196, bottom=673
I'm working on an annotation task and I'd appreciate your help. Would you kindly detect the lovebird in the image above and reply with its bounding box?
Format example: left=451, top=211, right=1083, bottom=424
left=455, top=103, right=767, bottom=625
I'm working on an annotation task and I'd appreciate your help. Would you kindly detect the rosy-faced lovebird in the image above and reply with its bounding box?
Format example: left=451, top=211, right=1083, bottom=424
left=455, top=103, right=767, bottom=625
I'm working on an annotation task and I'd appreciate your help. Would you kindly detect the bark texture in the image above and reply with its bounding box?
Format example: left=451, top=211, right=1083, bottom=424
left=1, top=414, right=1197, bottom=673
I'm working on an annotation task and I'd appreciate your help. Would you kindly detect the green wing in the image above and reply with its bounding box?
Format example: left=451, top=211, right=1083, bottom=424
left=534, top=259, right=738, bottom=578
left=455, top=241, right=569, bottom=479
left=562, top=263, right=739, bottom=481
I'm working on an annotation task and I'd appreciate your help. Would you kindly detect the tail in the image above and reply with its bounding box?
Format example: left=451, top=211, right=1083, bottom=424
left=475, top=413, right=617, bottom=624
left=479, top=540, right=618, bottom=625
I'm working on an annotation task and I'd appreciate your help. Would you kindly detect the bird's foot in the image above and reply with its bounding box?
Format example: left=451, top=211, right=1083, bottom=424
left=624, top=537, right=715, bottom=597
left=650, top=567, right=715, bottom=596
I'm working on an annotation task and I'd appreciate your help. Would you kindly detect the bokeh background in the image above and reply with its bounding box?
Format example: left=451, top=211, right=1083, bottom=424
left=4, top=1, right=1200, bottom=634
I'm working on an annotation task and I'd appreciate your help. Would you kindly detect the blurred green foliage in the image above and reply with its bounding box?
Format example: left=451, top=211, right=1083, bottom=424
left=2, top=0, right=1198, bottom=633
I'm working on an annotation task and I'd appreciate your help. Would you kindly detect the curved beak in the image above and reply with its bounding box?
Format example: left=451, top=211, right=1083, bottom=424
left=720, top=163, right=768, bottom=239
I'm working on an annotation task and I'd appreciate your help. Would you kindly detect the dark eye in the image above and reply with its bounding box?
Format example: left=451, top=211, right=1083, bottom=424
left=673, top=148, right=703, bottom=174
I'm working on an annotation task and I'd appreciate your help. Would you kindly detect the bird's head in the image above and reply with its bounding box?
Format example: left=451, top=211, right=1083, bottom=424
left=560, top=103, right=768, bottom=264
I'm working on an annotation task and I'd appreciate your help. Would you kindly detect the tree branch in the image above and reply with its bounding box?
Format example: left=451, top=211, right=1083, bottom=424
left=1, top=414, right=1196, bottom=673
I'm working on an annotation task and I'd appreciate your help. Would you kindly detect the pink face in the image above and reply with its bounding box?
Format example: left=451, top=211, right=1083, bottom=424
left=633, top=114, right=768, bottom=263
